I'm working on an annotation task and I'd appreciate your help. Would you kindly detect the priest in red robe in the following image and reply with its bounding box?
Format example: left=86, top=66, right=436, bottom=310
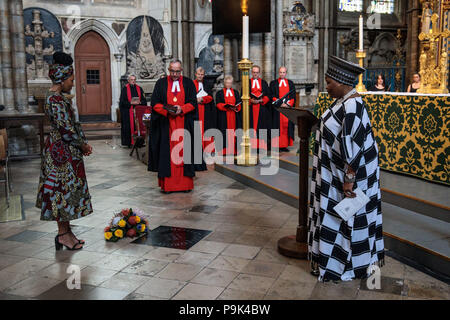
left=148, top=60, right=200, bottom=193
left=193, top=67, right=216, bottom=153
left=248, top=65, right=271, bottom=152
left=119, top=74, right=147, bottom=147
left=216, top=75, right=242, bottom=155
left=270, top=66, right=296, bottom=152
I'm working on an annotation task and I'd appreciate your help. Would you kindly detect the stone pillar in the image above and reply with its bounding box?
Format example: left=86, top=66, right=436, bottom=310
left=9, top=0, right=28, bottom=113
left=223, top=36, right=232, bottom=76
left=275, top=0, right=283, bottom=74
left=0, top=0, right=15, bottom=113
left=406, top=0, right=421, bottom=86
left=264, top=33, right=272, bottom=81
left=170, top=0, right=178, bottom=59
left=181, top=0, right=192, bottom=76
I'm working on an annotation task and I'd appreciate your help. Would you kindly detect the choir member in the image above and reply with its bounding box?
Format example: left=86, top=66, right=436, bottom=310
left=249, top=65, right=271, bottom=151
left=119, top=74, right=147, bottom=147
left=193, top=67, right=216, bottom=152
left=148, top=60, right=199, bottom=193
left=270, top=66, right=296, bottom=152
left=216, top=75, right=242, bottom=155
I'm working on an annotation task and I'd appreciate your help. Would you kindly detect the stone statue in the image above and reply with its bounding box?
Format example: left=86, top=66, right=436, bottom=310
left=421, top=2, right=433, bottom=35
left=25, top=9, right=55, bottom=80
left=211, top=37, right=224, bottom=62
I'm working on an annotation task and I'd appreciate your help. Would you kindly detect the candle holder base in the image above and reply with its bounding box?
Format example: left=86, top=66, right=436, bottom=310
left=277, top=235, right=308, bottom=259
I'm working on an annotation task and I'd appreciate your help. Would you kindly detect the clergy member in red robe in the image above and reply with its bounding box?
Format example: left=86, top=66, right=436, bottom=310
left=193, top=67, right=216, bottom=152
left=248, top=65, right=271, bottom=151
left=216, top=75, right=242, bottom=155
left=119, top=74, right=147, bottom=147
left=270, top=66, right=296, bottom=152
left=148, top=60, right=199, bottom=193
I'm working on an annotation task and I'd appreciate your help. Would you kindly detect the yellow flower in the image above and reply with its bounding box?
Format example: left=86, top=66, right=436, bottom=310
left=135, top=216, right=141, bottom=223
left=138, top=224, right=146, bottom=232
left=114, top=229, right=124, bottom=238
left=118, top=219, right=126, bottom=228
left=104, top=232, right=113, bottom=240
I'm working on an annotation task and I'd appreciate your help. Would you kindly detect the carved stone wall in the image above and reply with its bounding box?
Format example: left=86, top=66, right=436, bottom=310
left=0, top=0, right=29, bottom=113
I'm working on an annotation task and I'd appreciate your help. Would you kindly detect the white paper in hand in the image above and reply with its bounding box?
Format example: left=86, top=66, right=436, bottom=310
left=197, top=90, right=208, bottom=99
left=333, top=188, right=370, bottom=221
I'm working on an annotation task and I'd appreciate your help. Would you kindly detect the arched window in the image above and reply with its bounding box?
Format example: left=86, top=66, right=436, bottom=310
left=370, top=0, right=395, bottom=14
left=338, top=0, right=363, bottom=12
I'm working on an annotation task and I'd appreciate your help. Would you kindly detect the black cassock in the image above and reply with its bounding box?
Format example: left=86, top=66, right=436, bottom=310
left=269, top=79, right=296, bottom=147
left=215, top=88, right=242, bottom=154
left=148, top=76, right=206, bottom=178
left=119, top=84, right=147, bottom=147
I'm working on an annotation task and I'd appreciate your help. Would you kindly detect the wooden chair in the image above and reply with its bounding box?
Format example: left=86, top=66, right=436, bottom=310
left=0, top=129, right=10, bottom=207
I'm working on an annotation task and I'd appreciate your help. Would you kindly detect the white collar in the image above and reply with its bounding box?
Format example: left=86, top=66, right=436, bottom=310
left=252, top=78, right=260, bottom=89
left=198, top=81, right=203, bottom=91
left=279, top=79, right=287, bottom=87
left=171, top=80, right=180, bottom=93
left=225, top=88, right=233, bottom=97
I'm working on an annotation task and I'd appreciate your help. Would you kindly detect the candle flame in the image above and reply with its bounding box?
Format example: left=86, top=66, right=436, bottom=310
left=241, top=0, right=248, bottom=15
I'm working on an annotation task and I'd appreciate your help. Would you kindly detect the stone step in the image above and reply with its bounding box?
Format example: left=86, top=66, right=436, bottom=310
left=275, top=153, right=450, bottom=223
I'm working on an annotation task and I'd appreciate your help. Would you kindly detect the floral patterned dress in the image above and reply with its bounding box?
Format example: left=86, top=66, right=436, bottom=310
left=36, top=91, right=93, bottom=221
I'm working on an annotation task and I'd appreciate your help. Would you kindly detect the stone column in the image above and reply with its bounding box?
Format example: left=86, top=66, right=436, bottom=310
left=406, top=0, right=421, bottom=86
left=9, top=0, right=28, bottom=113
left=170, top=0, right=178, bottom=59
left=0, top=0, right=15, bottom=113
left=223, top=36, right=232, bottom=76
left=0, top=17, right=4, bottom=107
left=275, top=0, right=283, bottom=75
left=231, top=37, right=239, bottom=81
left=181, top=0, right=192, bottom=76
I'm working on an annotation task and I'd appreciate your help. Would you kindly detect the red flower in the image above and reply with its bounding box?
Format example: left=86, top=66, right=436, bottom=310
left=121, top=209, right=130, bottom=216
left=126, top=228, right=137, bottom=238
left=104, top=226, right=111, bottom=232
left=128, top=216, right=137, bottom=226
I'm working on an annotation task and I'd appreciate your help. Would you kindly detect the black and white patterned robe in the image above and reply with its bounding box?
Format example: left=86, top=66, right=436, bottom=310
left=308, top=90, right=385, bottom=281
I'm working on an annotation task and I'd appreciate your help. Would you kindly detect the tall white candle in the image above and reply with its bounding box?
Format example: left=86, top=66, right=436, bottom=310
left=243, top=15, right=249, bottom=59
left=359, top=15, right=363, bottom=51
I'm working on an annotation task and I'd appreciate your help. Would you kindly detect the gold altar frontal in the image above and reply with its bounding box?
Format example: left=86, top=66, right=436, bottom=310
left=315, top=92, right=450, bottom=186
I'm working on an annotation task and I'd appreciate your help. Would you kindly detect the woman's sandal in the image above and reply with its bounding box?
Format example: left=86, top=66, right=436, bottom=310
left=55, top=231, right=84, bottom=251
left=68, top=227, right=85, bottom=245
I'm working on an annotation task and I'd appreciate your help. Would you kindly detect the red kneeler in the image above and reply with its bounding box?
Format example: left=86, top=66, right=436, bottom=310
left=130, top=105, right=152, bottom=159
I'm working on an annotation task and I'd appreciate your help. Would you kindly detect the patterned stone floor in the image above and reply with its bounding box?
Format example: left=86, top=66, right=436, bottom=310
left=0, top=137, right=448, bottom=300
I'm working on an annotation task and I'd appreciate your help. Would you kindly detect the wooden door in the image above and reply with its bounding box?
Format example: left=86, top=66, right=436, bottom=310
left=75, top=31, right=112, bottom=121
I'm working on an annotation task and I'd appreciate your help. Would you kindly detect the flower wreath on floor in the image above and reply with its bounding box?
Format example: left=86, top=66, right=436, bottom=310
left=104, top=208, right=149, bottom=242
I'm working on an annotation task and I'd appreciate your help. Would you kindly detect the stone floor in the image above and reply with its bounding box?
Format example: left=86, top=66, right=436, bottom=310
left=0, top=136, right=448, bottom=300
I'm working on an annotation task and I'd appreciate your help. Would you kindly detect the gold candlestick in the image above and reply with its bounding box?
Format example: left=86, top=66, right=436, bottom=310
left=355, top=50, right=367, bottom=92
left=236, top=58, right=257, bottom=166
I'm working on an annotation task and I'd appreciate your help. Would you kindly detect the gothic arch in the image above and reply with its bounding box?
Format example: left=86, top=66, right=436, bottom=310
left=65, top=19, right=122, bottom=121
left=195, top=28, right=212, bottom=58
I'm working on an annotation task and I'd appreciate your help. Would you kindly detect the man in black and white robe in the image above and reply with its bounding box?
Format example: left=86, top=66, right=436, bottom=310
left=308, top=55, right=384, bottom=282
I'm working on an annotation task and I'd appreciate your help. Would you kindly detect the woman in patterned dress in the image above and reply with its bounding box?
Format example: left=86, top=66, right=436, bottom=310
left=308, top=56, right=384, bottom=281
left=36, top=52, right=93, bottom=250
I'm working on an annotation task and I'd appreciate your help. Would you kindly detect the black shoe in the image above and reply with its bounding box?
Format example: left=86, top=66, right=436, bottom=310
left=280, top=148, right=290, bottom=152
left=55, top=232, right=83, bottom=251
left=183, top=190, right=192, bottom=193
